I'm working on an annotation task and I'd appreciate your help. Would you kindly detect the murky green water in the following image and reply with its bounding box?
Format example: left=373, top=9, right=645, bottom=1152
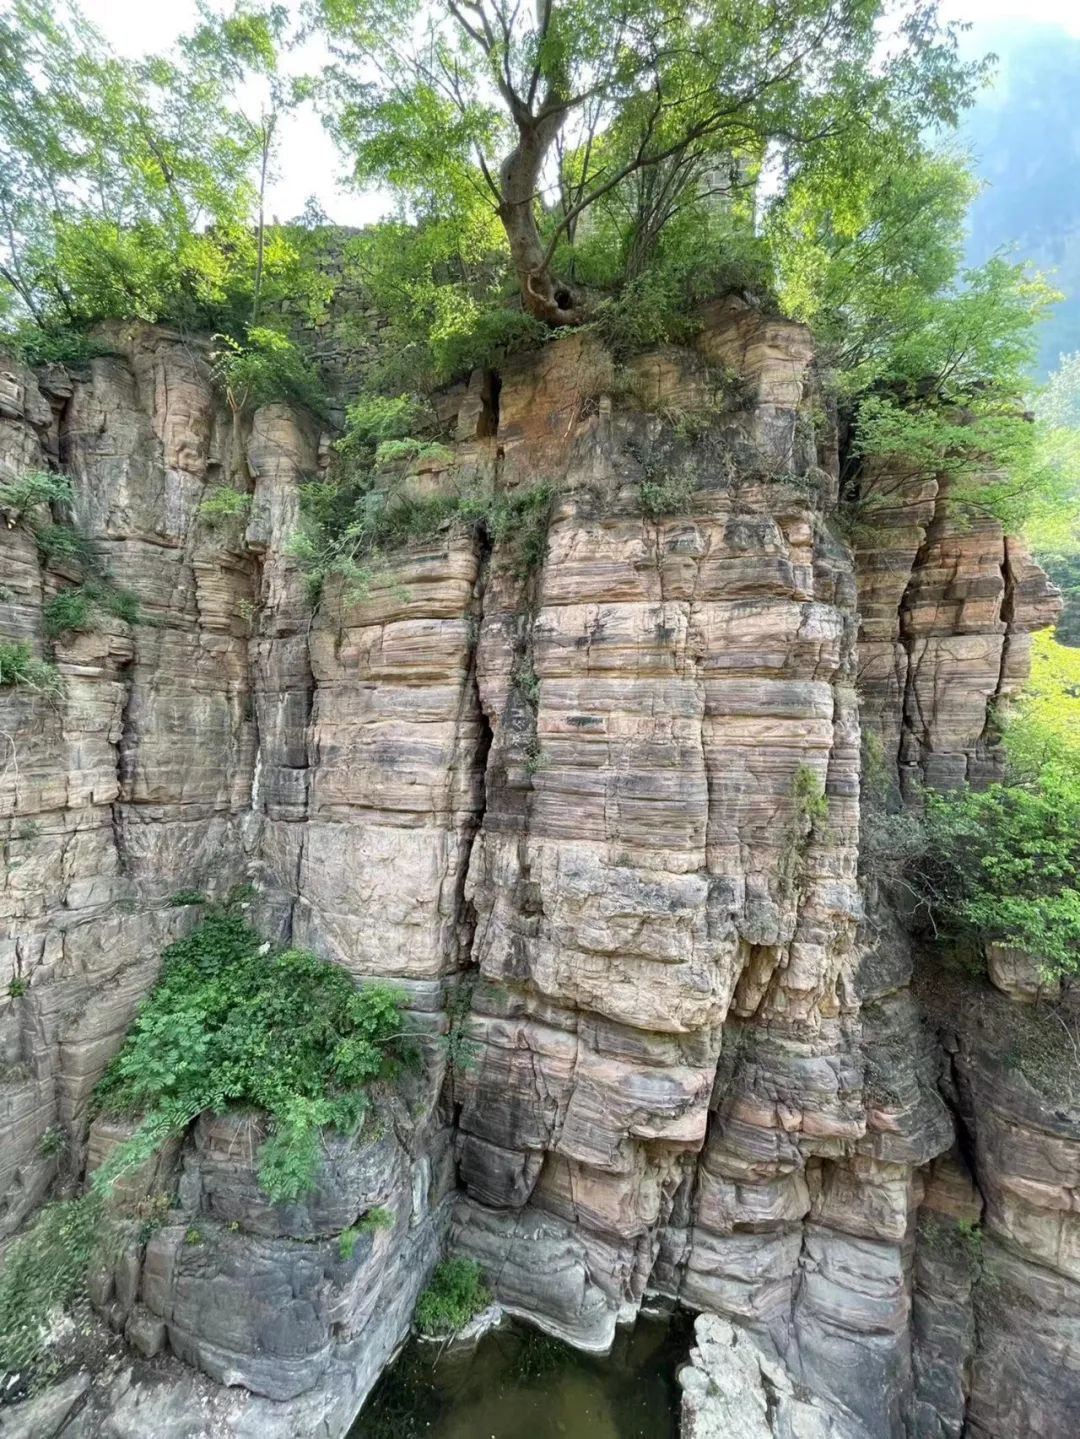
left=349, top=1315, right=689, bottom=1439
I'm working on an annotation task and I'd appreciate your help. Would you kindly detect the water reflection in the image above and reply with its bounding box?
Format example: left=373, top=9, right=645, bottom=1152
left=349, top=1313, right=688, bottom=1439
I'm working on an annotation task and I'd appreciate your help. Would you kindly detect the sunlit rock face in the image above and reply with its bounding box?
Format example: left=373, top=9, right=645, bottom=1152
left=0, top=302, right=1070, bottom=1439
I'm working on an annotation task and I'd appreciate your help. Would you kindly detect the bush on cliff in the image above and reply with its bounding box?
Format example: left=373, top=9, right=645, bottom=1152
left=413, top=1258, right=490, bottom=1338
left=95, top=904, right=411, bottom=1201
left=915, top=634, right=1080, bottom=976
left=0, top=900, right=412, bottom=1385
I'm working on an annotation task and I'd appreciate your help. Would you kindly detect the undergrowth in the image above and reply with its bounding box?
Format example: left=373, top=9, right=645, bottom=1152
left=0, top=469, right=73, bottom=519
left=44, top=579, right=139, bottom=637
left=292, top=479, right=554, bottom=604
left=1, top=468, right=139, bottom=638
left=197, top=486, right=252, bottom=527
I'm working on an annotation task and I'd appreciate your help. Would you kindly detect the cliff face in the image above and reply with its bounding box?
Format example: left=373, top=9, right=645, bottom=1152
left=0, top=305, right=1073, bottom=1439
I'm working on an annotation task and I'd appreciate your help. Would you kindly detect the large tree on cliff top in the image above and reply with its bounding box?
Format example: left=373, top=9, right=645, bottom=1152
left=314, top=0, right=984, bottom=325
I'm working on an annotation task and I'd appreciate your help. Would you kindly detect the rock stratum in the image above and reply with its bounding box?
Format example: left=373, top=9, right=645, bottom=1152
left=0, top=303, right=1075, bottom=1438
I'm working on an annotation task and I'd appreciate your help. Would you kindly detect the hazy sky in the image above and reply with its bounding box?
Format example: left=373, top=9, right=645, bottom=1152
left=78, top=0, right=1080, bottom=227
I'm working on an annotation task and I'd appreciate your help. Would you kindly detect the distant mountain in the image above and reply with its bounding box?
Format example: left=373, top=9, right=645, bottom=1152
left=960, top=23, right=1080, bottom=378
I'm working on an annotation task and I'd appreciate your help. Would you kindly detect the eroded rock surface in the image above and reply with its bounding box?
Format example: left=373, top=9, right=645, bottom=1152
left=1, top=301, right=1073, bottom=1437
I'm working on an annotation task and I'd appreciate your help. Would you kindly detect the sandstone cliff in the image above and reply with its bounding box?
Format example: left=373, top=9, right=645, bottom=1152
left=0, top=304, right=1073, bottom=1438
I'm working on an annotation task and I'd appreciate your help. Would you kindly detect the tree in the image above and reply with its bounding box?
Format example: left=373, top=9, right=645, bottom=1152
left=0, top=0, right=285, bottom=336
left=765, top=130, right=1074, bottom=533
left=314, top=0, right=985, bottom=325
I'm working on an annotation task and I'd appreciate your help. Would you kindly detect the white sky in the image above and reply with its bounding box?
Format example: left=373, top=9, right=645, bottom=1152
left=79, top=0, right=1080, bottom=227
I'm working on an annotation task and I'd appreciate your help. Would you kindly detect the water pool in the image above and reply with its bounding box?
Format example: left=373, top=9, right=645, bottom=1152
left=349, top=1313, right=689, bottom=1439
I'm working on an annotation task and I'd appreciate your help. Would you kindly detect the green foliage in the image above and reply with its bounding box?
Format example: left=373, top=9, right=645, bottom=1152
left=31, top=523, right=100, bottom=569
left=639, top=471, right=695, bottom=519
left=592, top=208, right=772, bottom=359
left=769, top=136, right=1072, bottom=533
left=0, top=641, right=60, bottom=696
left=1, top=321, right=106, bottom=367
left=374, top=438, right=454, bottom=468
left=169, top=889, right=207, bottom=907
left=317, top=0, right=981, bottom=323
left=95, top=906, right=411, bottom=1203
left=0, top=1191, right=104, bottom=1382
left=780, top=764, right=828, bottom=897
left=210, top=328, right=328, bottom=417
left=339, top=220, right=544, bottom=388
left=413, top=1257, right=490, bottom=1337
left=339, top=1206, right=394, bottom=1258
left=0, top=0, right=288, bottom=338
left=338, top=1226, right=361, bottom=1261
left=291, top=455, right=553, bottom=603
left=198, top=486, right=253, bottom=527
left=44, top=579, right=139, bottom=637
left=0, top=469, right=73, bottom=518
left=445, top=977, right=479, bottom=1079
left=917, top=635, right=1080, bottom=976
left=39, top=1126, right=68, bottom=1158
left=338, top=394, right=428, bottom=455
left=7, top=976, right=29, bottom=998
left=792, top=764, right=829, bottom=826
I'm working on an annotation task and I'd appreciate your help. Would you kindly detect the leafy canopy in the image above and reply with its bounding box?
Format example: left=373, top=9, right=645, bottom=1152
left=314, top=0, right=984, bottom=323
left=0, top=0, right=302, bottom=338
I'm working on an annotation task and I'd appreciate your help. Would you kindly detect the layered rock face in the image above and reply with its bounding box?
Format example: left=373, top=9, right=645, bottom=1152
left=0, top=330, right=449, bottom=1437
left=0, top=303, right=1072, bottom=1439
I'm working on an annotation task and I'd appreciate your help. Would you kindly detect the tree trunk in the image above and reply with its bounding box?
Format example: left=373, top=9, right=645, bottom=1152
left=498, top=118, right=585, bottom=327
left=251, top=113, right=275, bottom=329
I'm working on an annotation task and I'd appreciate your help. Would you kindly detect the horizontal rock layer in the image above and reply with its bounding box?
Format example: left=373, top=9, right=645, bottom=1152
left=0, top=301, right=1069, bottom=1438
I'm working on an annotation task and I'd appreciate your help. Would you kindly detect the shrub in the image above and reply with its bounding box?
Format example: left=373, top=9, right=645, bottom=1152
left=95, top=906, right=411, bottom=1202
left=639, top=472, right=695, bottom=518
left=198, top=487, right=252, bottom=527
left=210, top=328, right=328, bottom=418
left=44, top=580, right=139, bottom=637
left=0, top=641, right=61, bottom=696
left=0, top=470, right=73, bottom=519
left=0, top=904, right=414, bottom=1383
left=0, top=1192, right=104, bottom=1381
left=1, top=322, right=105, bottom=369
left=31, top=523, right=100, bottom=569
left=337, top=394, right=428, bottom=458
left=915, top=635, right=1080, bottom=976
left=337, top=1207, right=394, bottom=1260
left=39, top=1126, right=68, bottom=1158
left=291, top=476, right=554, bottom=604
left=413, top=1258, right=490, bottom=1337
left=168, top=889, right=207, bottom=907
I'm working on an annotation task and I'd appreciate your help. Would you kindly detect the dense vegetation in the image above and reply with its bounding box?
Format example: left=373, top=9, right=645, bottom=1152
left=866, top=634, right=1080, bottom=980
left=413, top=1258, right=491, bottom=1337
left=95, top=903, right=410, bottom=1201
left=0, top=901, right=410, bottom=1383
left=1, top=3, right=1075, bottom=547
